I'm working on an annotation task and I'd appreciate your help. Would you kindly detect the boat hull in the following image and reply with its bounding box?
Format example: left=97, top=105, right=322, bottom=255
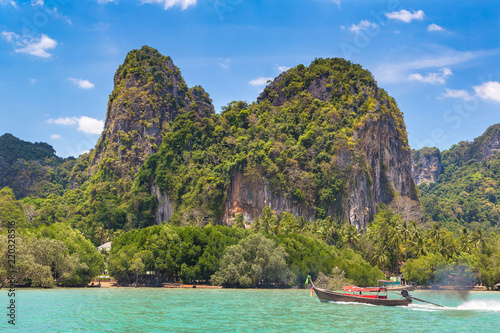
left=313, top=287, right=412, bottom=306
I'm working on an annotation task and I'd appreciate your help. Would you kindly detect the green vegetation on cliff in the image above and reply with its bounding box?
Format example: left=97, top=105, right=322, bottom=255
left=0, top=134, right=74, bottom=199
left=134, top=57, right=410, bottom=227
left=417, top=124, right=500, bottom=232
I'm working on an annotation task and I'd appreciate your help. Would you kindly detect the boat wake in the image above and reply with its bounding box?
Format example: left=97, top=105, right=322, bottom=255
left=408, top=300, right=500, bottom=312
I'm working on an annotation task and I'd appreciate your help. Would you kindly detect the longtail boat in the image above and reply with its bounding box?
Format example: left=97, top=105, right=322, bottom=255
left=312, top=279, right=412, bottom=306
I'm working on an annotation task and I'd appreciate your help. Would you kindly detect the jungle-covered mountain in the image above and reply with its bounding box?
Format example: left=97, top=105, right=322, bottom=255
left=0, top=133, right=74, bottom=199
left=2, top=46, right=500, bottom=289
left=413, top=124, right=500, bottom=233
left=131, top=47, right=417, bottom=230
left=3, top=46, right=418, bottom=240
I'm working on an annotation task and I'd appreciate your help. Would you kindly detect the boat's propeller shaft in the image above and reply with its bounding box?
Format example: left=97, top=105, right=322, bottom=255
left=398, top=289, right=444, bottom=307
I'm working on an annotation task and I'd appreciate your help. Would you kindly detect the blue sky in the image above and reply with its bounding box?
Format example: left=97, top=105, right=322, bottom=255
left=1, top=0, right=499, bottom=157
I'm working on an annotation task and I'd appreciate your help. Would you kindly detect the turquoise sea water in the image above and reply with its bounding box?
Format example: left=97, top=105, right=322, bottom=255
left=2, top=289, right=500, bottom=332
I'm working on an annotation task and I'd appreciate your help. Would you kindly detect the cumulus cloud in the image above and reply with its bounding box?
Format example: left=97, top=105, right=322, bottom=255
left=427, top=23, right=445, bottom=32
left=77, top=116, right=104, bottom=134
left=408, top=67, right=452, bottom=84
left=473, top=81, right=500, bottom=103
left=249, top=77, right=273, bottom=87
left=140, top=0, right=197, bottom=10
left=385, top=9, right=424, bottom=23
left=47, top=116, right=104, bottom=134
left=349, top=20, right=377, bottom=34
left=68, top=77, right=95, bottom=89
left=440, top=88, right=472, bottom=101
left=1, top=32, right=57, bottom=58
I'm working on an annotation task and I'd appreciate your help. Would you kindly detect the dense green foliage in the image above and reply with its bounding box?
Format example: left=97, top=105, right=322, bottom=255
left=211, top=233, right=293, bottom=287
left=0, top=223, right=104, bottom=287
left=0, top=134, right=74, bottom=199
left=417, top=125, right=500, bottom=233
left=356, top=206, right=500, bottom=289
left=108, top=224, right=248, bottom=285
left=107, top=219, right=384, bottom=288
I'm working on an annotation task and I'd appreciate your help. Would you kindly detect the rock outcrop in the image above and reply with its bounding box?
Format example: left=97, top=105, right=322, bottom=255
left=224, top=58, right=418, bottom=229
left=411, top=147, right=442, bottom=185
left=71, top=46, right=214, bottom=186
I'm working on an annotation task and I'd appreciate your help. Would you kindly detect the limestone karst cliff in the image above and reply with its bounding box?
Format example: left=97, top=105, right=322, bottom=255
left=70, top=46, right=214, bottom=187
left=134, top=55, right=418, bottom=229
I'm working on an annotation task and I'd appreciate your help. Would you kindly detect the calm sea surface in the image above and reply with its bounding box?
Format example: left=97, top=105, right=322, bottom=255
left=2, top=288, right=500, bottom=332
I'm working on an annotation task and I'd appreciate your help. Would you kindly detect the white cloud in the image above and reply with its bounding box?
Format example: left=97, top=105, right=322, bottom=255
left=31, top=0, right=44, bottom=6
left=2, top=32, right=57, bottom=58
left=278, top=66, right=290, bottom=72
left=30, top=78, right=37, bottom=84
left=0, top=1, right=18, bottom=8
left=373, top=49, right=484, bottom=84
left=50, top=134, right=61, bottom=139
left=47, top=116, right=104, bottom=134
left=473, top=81, right=500, bottom=103
left=47, top=117, right=77, bottom=125
left=427, top=23, right=445, bottom=32
left=249, top=77, right=273, bottom=87
left=68, top=77, right=95, bottom=89
left=440, top=88, right=472, bottom=101
left=385, top=9, right=424, bottom=23
left=220, top=63, right=229, bottom=69
left=1, top=31, right=17, bottom=42
left=349, top=20, right=377, bottom=34
left=140, top=0, right=197, bottom=10
left=408, top=67, right=452, bottom=84
left=77, top=116, right=104, bottom=134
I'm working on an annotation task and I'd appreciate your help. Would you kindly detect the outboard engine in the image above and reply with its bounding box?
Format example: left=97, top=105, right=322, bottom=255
left=401, top=289, right=410, bottom=298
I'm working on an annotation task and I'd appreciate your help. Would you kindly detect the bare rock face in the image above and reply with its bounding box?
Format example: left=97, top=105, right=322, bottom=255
left=478, top=129, right=500, bottom=161
left=411, top=147, right=442, bottom=185
left=222, top=167, right=315, bottom=225
left=353, top=115, right=417, bottom=228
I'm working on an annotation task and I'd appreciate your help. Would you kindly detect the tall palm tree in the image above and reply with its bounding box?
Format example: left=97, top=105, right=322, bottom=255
left=342, top=225, right=360, bottom=248
left=372, top=246, right=389, bottom=273
left=400, top=221, right=414, bottom=261
left=459, top=227, right=472, bottom=253
left=388, top=226, right=403, bottom=274
left=471, top=228, right=485, bottom=253
left=414, top=236, right=429, bottom=257
left=429, top=223, right=444, bottom=244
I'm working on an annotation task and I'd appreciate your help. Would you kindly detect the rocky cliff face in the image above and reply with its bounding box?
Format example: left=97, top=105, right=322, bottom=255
left=411, top=147, right=442, bottom=185
left=221, top=58, right=418, bottom=229
left=221, top=166, right=316, bottom=225
left=71, top=46, right=214, bottom=186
